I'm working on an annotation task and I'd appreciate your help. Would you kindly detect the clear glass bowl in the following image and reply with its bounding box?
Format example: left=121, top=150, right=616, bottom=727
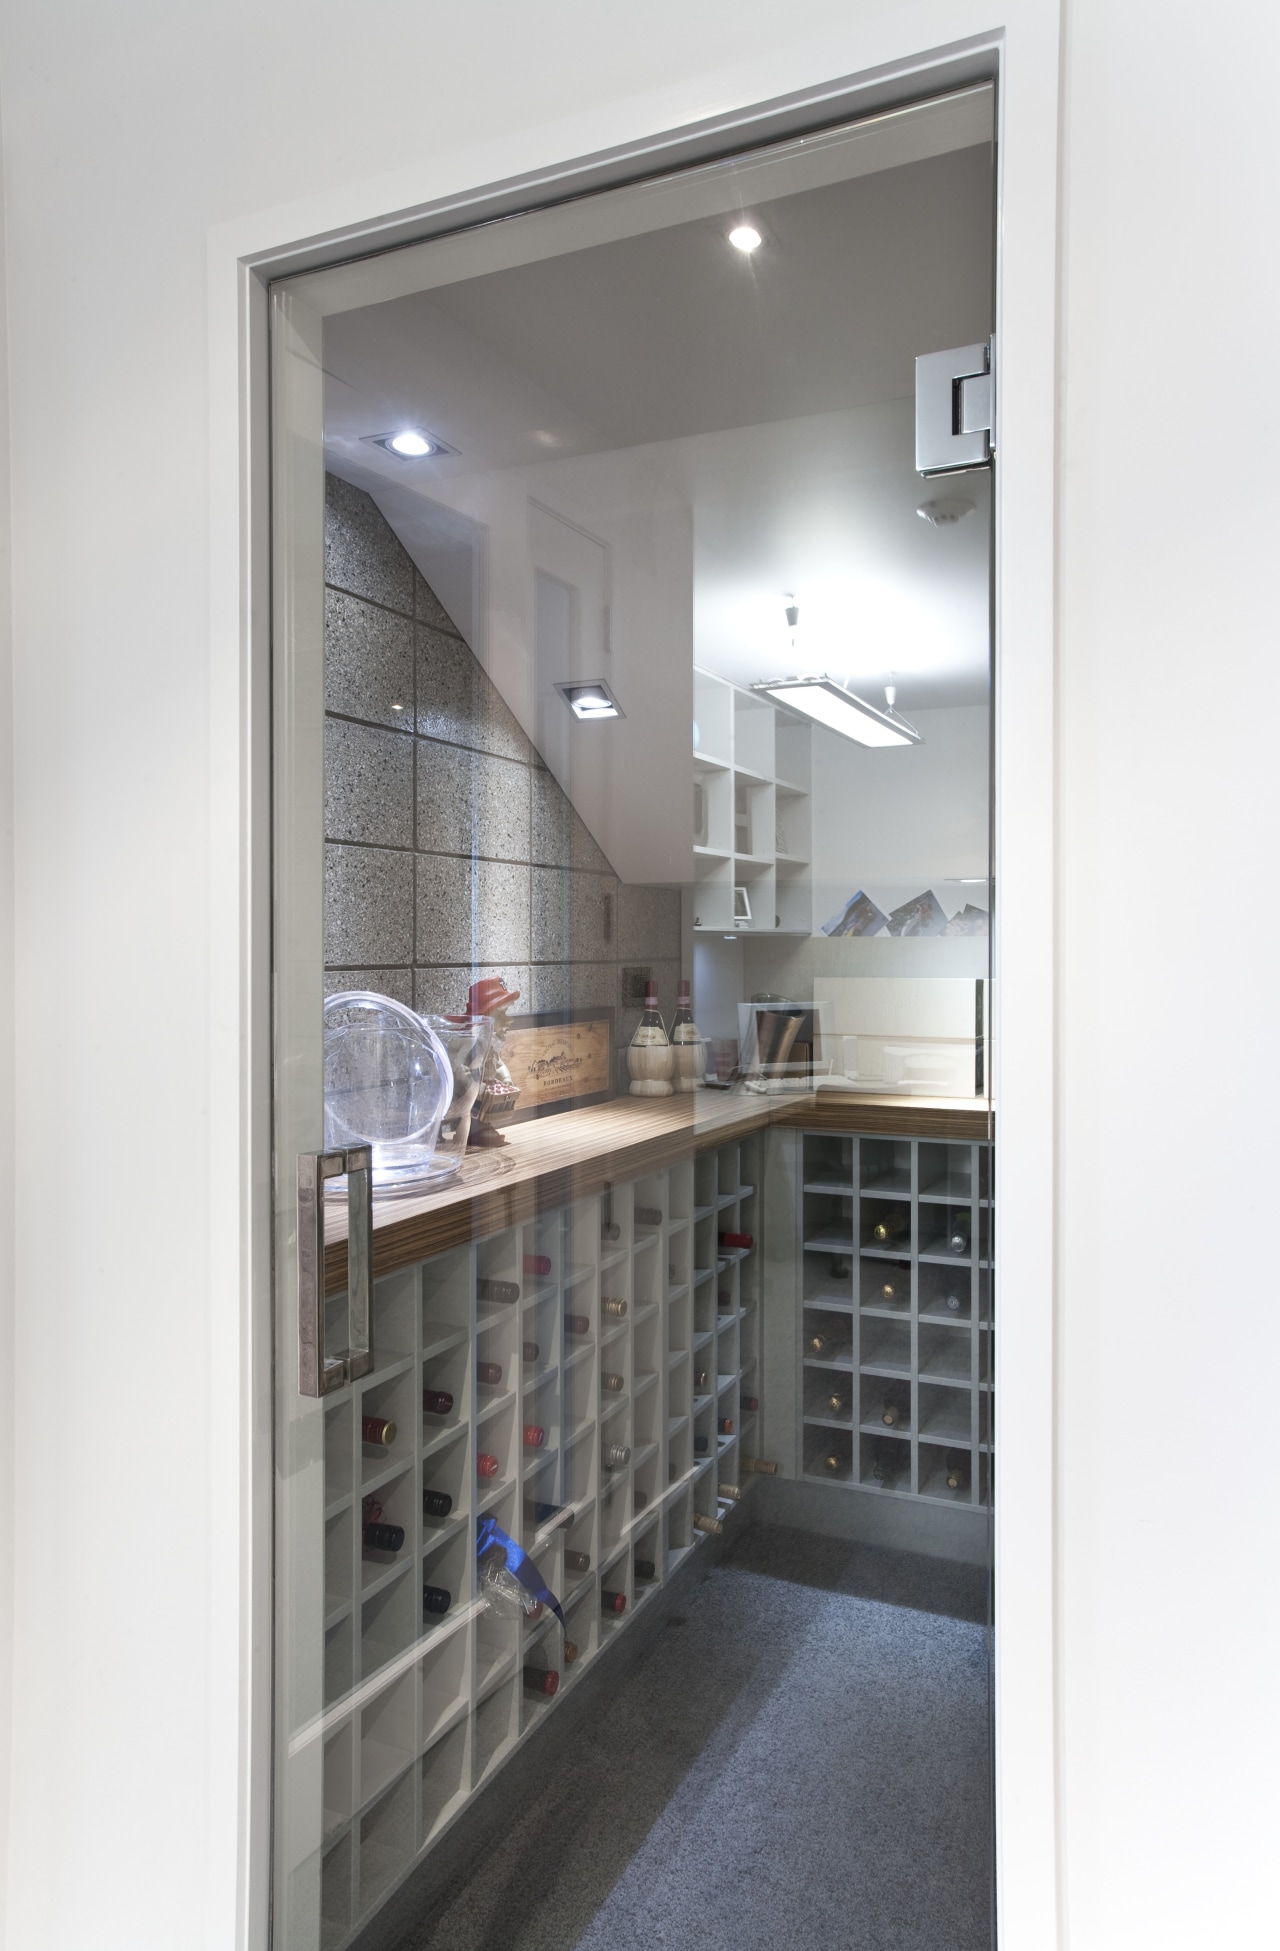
left=323, top=991, right=455, bottom=1190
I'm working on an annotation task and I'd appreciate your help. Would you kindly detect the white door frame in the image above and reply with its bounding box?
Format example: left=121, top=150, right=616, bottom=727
left=209, top=16, right=1061, bottom=1946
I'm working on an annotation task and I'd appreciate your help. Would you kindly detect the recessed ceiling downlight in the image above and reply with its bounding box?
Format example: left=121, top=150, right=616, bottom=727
left=361, top=428, right=458, bottom=461
left=389, top=430, right=433, bottom=456
left=728, top=224, right=762, bottom=253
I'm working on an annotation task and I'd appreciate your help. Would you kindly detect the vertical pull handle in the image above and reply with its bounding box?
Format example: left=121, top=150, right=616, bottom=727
left=298, top=1145, right=375, bottom=1397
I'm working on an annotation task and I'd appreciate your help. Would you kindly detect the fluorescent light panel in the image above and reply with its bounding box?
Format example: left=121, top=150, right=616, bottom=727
left=755, top=677, right=921, bottom=748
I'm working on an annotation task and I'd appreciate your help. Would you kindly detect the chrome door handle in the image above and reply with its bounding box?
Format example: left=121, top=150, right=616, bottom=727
left=298, top=1145, right=375, bottom=1396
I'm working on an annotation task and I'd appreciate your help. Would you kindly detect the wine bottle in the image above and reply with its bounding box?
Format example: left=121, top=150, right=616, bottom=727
left=523, top=1254, right=552, bottom=1277
left=476, top=1452, right=499, bottom=1479
left=692, top=1512, right=722, bottom=1536
left=601, top=1221, right=622, bottom=1242
left=944, top=1291, right=963, bottom=1313
left=739, top=1456, right=778, bottom=1475
left=880, top=1398, right=902, bottom=1428
left=522, top=1340, right=540, bottom=1362
left=363, top=1520, right=404, bottom=1552
left=694, top=1368, right=709, bottom=1389
left=526, top=1600, right=545, bottom=1622
left=601, top=1297, right=628, bottom=1320
left=871, top=1210, right=907, bottom=1244
left=635, top=1205, right=663, bottom=1226
left=602, top=1588, right=627, bottom=1613
left=525, top=1499, right=570, bottom=1528
left=717, top=1416, right=733, bottom=1435
left=477, top=1278, right=520, bottom=1304
left=671, top=979, right=706, bottom=1092
left=634, top=1558, right=657, bottom=1580
left=423, top=1488, right=453, bottom=1519
left=830, top=1256, right=851, bottom=1281
left=633, top=1489, right=649, bottom=1510
left=565, top=1548, right=591, bottom=1574
left=422, top=1389, right=454, bottom=1416
left=824, top=1390, right=849, bottom=1416
left=879, top=1278, right=901, bottom=1304
left=720, top=1484, right=741, bottom=1501
left=947, top=1217, right=971, bottom=1255
left=476, top=1360, right=503, bottom=1385
left=361, top=1415, right=396, bottom=1446
left=563, top=1640, right=580, bottom=1665
left=628, top=984, right=673, bottom=1098
left=742, top=1395, right=759, bottom=1412
left=694, top=1435, right=709, bottom=1454
left=718, top=1289, right=733, bottom=1310
left=807, top=1330, right=833, bottom=1355
left=564, top=1313, right=590, bottom=1336
left=602, top=1442, right=631, bottom=1469
left=821, top=1451, right=844, bottom=1474
left=601, top=1371, right=624, bottom=1393
left=423, top=1585, right=452, bottom=1616
left=945, top=1449, right=970, bottom=1492
left=871, top=1441, right=903, bottom=1487
left=523, top=1424, right=545, bottom=1449
left=524, top=1665, right=559, bottom=1696
left=720, top=1231, right=753, bottom=1250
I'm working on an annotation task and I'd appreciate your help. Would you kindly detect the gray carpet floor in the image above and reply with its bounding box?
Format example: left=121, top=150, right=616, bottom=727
left=355, top=1524, right=994, bottom=1951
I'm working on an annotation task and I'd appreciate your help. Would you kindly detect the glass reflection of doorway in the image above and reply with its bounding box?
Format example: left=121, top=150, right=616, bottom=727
left=272, top=83, right=995, bottom=1951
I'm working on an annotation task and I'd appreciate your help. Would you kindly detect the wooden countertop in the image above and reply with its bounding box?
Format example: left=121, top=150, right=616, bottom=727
left=323, top=1088, right=993, bottom=1295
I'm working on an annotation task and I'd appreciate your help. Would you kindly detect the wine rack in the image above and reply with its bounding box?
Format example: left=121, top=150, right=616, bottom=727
left=800, top=1131, right=992, bottom=1508
left=310, top=1135, right=761, bottom=1948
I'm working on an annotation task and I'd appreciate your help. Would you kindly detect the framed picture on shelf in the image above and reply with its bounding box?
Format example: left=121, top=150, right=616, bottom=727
left=501, top=1007, right=615, bottom=1120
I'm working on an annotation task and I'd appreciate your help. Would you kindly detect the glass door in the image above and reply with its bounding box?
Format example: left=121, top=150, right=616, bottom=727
left=272, top=84, right=996, bottom=1951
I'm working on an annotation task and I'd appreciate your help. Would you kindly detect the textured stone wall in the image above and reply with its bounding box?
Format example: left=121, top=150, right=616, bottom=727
left=323, top=475, right=683, bottom=1077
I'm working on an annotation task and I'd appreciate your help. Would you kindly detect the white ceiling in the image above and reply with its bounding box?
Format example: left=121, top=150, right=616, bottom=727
left=324, top=136, right=994, bottom=709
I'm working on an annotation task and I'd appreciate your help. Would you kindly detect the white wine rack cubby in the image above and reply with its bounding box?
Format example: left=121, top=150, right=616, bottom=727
left=799, top=1130, right=993, bottom=1508
left=312, top=1135, right=762, bottom=1949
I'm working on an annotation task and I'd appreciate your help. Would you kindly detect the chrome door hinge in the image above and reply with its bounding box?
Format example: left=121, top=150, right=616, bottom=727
left=297, top=1145, right=375, bottom=1397
left=915, top=336, right=995, bottom=476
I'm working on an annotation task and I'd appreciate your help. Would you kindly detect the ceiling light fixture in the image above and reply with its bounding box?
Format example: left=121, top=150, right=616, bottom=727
left=555, top=679, right=624, bottom=721
left=728, top=224, right=762, bottom=253
left=916, top=496, right=975, bottom=526
left=362, top=428, right=458, bottom=461
left=753, top=676, right=923, bottom=748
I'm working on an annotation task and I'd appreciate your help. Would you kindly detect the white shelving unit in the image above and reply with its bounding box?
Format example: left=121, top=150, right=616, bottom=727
left=798, top=1130, right=993, bottom=1507
left=314, top=1135, right=762, bottom=1950
left=693, top=667, right=812, bottom=936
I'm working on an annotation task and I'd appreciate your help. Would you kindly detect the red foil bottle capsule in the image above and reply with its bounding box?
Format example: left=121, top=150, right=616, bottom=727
left=523, top=1254, right=552, bottom=1277
left=601, top=1588, right=627, bottom=1614
left=720, top=1232, right=753, bottom=1250
left=718, top=1417, right=734, bottom=1435
left=523, top=1425, right=545, bottom=1449
left=524, top=1665, right=559, bottom=1695
left=564, top=1313, right=589, bottom=1336
left=522, top=1341, right=540, bottom=1363
left=476, top=1361, right=503, bottom=1385
left=742, top=1395, right=759, bottom=1413
left=477, top=1452, right=499, bottom=1479
left=422, top=1389, right=454, bottom=1416
left=361, top=1415, right=396, bottom=1446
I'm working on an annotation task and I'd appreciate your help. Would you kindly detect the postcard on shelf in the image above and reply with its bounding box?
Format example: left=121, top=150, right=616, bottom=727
left=821, top=889, right=889, bottom=938
left=501, top=1008, right=615, bottom=1120
left=885, top=889, right=948, bottom=938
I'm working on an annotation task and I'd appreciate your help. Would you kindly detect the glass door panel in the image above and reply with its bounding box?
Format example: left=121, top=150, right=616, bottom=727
left=272, top=83, right=995, bottom=1951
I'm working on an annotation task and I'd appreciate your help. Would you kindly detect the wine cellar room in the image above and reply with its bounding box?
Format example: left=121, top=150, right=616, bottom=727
left=278, top=83, right=997, bottom=1951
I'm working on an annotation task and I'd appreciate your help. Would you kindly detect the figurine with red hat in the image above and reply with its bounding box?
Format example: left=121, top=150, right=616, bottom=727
left=467, top=975, right=522, bottom=1145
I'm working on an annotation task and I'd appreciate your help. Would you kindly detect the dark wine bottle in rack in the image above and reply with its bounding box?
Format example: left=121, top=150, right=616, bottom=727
left=477, top=1278, right=520, bottom=1304
left=602, top=1589, right=627, bottom=1614
left=422, top=1389, right=454, bottom=1416
left=523, top=1665, right=559, bottom=1696
left=829, top=1255, right=851, bottom=1279
left=565, top=1548, right=591, bottom=1574
left=423, top=1585, right=452, bottom=1616
left=820, top=1451, right=844, bottom=1475
left=523, top=1424, right=545, bottom=1449
left=634, top=1559, right=656, bottom=1581
left=633, top=1489, right=650, bottom=1509
left=601, top=1371, right=625, bottom=1393
left=694, top=1435, right=710, bottom=1453
left=423, top=1488, right=453, bottom=1518
left=878, top=1278, right=902, bottom=1304
left=740, top=1456, right=778, bottom=1475
left=720, top=1484, right=741, bottom=1501
left=601, top=1221, right=622, bottom=1242
left=823, top=1389, right=849, bottom=1416
left=945, top=1449, right=970, bottom=1492
left=476, top=1361, right=503, bottom=1385
left=694, top=1368, right=708, bottom=1388
left=526, top=1500, right=570, bottom=1528
left=523, top=1340, right=540, bottom=1362
left=871, top=1210, right=907, bottom=1244
left=361, top=1415, right=396, bottom=1446
left=871, top=1441, right=904, bottom=1487
left=718, top=1416, right=734, bottom=1434
left=947, top=1217, right=971, bottom=1255
left=742, top=1395, right=759, bottom=1412
left=564, top=1313, right=590, bottom=1337
left=720, top=1231, right=753, bottom=1250
left=880, top=1398, right=903, bottom=1427
left=523, top=1254, right=552, bottom=1277
left=601, top=1297, right=628, bottom=1320
left=363, top=1519, right=405, bottom=1552
left=602, top=1442, right=631, bottom=1469
left=635, top=1205, right=662, bottom=1226
left=944, top=1291, right=964, bottom=1313
left=477, top=1452, right=499, bottom=1479
left=718, top=1290, right=733, bottom=1310
left=692, top=1512, right=722, bottom=1536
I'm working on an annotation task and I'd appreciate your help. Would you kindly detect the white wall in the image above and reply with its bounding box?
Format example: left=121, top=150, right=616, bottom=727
left=0, top=2, right=1275, bottom=1950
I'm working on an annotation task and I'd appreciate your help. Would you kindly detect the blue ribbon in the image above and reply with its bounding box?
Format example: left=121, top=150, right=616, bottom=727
left=476, top=1514, right=566, bottom=1633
